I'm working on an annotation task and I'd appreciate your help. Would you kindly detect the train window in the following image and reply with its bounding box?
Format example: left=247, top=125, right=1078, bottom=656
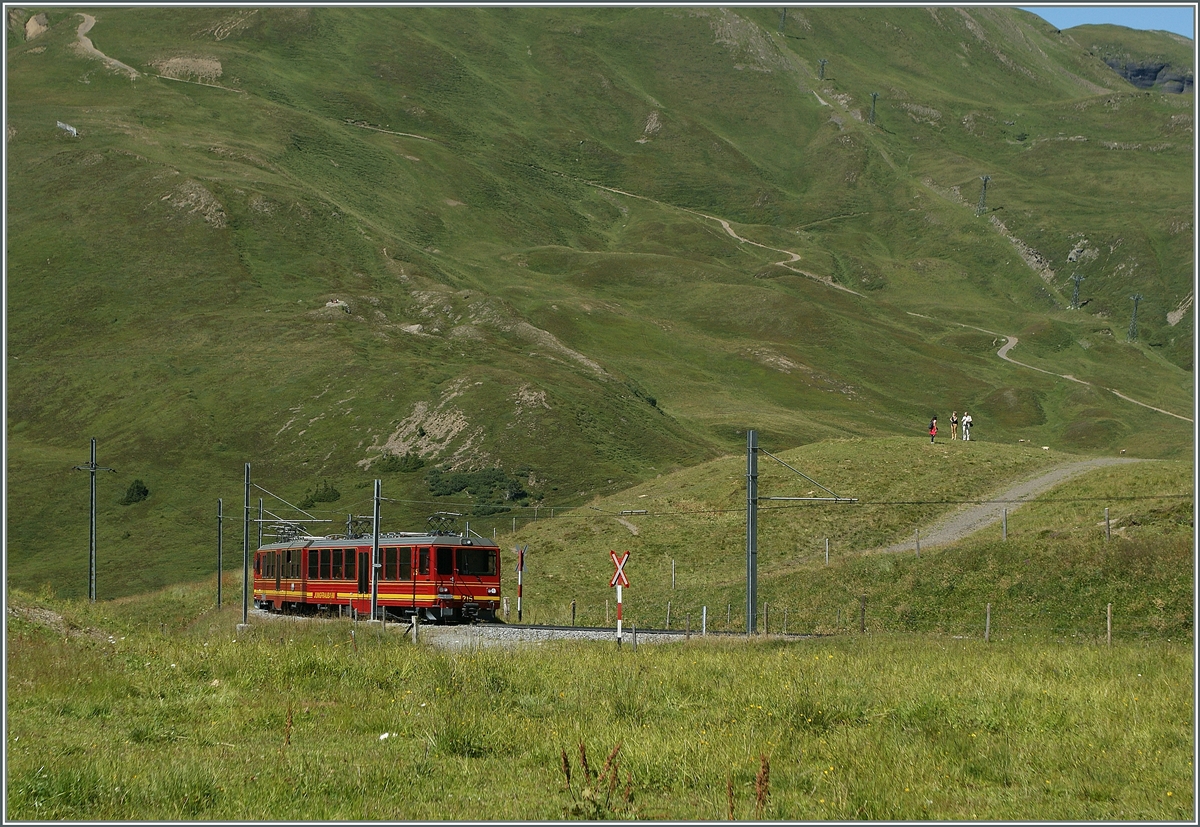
left=384, top=548, right=396, bottom=581
left=284, top=550, right=293, bottom=579
left=457, top=547, right=496, bottom=576
left=306, top=550, right=316, bottom=580
left=332, top=548, right=343, bottom=580
left=319, top=548, right=331, bottom=580
left=255, top=555, right=262, bottom=576
left=345, top=550, right=355, bottom=581
left=264, top=554, right=273, bottom=578
left=399, top=548, right=413, bottom=580
left=436, top=547, right=454, bottom=575
left=418, top=548, right=430, bottom=575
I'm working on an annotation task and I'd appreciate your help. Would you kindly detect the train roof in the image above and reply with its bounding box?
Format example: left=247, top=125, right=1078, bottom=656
left=257, top=533, right=501, bottom=551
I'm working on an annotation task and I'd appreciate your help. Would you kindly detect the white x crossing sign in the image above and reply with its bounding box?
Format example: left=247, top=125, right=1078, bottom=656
left=609, top=550, right=630, bottom=588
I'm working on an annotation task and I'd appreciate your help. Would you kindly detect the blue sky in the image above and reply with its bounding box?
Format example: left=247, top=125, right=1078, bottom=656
left=1018, top=5, right=1195, bottom=39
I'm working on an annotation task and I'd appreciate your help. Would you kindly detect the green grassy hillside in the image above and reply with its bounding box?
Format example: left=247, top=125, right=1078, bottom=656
left=503, top=438, right=1192, bottom=637
left=5, top=7, right=1193, bottom=599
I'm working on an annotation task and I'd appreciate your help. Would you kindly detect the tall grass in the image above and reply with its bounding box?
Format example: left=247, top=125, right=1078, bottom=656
left=5, top=590, right=1193, bottom=821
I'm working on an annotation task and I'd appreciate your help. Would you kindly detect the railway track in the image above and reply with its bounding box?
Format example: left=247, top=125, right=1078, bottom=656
left=417, top=621, right=816, bottom=649
left=249, top=609, right=815, bottom=647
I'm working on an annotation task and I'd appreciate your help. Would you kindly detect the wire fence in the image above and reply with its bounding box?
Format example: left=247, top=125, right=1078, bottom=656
left=498, top=596, right=1185, bottom=644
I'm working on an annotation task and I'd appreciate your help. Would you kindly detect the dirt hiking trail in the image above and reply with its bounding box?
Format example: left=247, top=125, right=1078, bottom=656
left=876, top=456, right=1146, bottom=553
left=73, top=14, right=139, bottom=79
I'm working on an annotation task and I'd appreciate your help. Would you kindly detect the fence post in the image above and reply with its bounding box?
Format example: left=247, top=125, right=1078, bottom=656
left=632, top=624, right=637, bottom=652
left=860, top=595, right=866, bottom=633
left=727, top=603, right=731, bottom=630
left=571, top=600, right=576, bottom=627
left=763, top=602, right=769, bottom=636
left=916, top=529, right=920, bottom=557
left=985, top=603, right=991, bottom=643
left=1105, top=508, right=1110, bottom=541
left=502, top=597, right=509, bottom=620
left=606, top=599, right=609, bottom=625
left=1002, top=509, right=1007, bottom=541
left=686, top=613, right=691, bottom=639
left=702, top=605, right=707, bottom=636
left=672, top=558, right=675, bottom=590
left=1107, top=603, right=1112, bottom=646
left=837, top=607, right=841, bottom=629
left=783, top=607, right=788, bottom=635
left=666, top=600, right=672, bottom=630
left=825, top=537, right=829, bottom=566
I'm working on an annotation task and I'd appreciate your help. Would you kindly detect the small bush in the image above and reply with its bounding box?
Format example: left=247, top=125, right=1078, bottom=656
left=371, top=451, right=425, bottom=473
left=298, top=480, right=340, bottom=509
left=119, top=479, right=149, bottom=505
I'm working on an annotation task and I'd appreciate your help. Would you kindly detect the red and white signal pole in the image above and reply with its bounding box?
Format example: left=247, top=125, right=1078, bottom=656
left=610, top=550, right=630, bottom=645
left=515, top=545, right=526, bottom=622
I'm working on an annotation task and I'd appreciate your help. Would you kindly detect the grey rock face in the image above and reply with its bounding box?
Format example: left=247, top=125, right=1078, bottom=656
left=1105, top=58, right=1194, bottom=94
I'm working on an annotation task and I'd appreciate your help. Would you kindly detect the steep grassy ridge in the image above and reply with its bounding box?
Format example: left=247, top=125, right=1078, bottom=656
left=5, top=7, right=1193, bottom=598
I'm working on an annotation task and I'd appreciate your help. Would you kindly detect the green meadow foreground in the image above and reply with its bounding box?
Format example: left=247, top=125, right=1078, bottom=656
left=6, top=442, right=1194, bottom=820
left=5, top=591, right=1192, bottom=821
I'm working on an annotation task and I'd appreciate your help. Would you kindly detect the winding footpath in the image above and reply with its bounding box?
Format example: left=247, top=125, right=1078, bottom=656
left=74, top=14, right=139, bottom=79
left=876, top=456, right=1146, bottom=553
left=581, top=180, right=866, bottom=296
left=909, top=313, right=1193, bottom=423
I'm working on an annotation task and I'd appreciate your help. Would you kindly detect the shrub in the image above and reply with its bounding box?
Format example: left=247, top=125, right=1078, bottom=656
left=298, top=479, right=340, bottom=509
left=371, top=451, right=425, bottom=473
left=119, top=479, right=149, bottom=505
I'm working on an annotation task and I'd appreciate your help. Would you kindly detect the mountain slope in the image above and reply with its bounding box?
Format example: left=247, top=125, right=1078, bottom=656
left=4, top=7, right=1192, bottom=598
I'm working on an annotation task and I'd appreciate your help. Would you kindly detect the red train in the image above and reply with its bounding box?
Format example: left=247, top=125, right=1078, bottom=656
left=252, top=528, right=501, bottom=622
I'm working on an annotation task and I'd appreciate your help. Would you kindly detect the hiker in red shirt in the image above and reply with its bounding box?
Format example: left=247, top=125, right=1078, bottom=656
left=929, top=416, right=938, bottom=443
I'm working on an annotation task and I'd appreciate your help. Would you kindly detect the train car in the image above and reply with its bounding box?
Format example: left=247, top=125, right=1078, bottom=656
left=252, top=528, right=501, bottom=622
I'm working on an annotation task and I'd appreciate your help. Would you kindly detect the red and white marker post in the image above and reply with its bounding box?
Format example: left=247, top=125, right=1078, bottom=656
left=515, top=545, right=526, bottom=622
left=609, top=550, right=630, bottom=645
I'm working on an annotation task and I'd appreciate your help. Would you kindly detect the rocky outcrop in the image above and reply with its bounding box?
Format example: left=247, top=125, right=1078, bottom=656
left=1104, top=59, right=1193, bottom=94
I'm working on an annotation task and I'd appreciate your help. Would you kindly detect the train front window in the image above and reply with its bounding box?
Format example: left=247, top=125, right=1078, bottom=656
left=436, top=547, right=454, bottom=575
left=418, top=548, right=430, bottom=575
left=399, top=548, right=413, bottom=580
left=345, top=550, right=355, bottom=581
left=457, top=547, right=496, bottom=576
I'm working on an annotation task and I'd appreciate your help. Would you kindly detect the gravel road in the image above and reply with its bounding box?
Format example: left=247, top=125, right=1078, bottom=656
left=877, top=456, right=1145, bottom=553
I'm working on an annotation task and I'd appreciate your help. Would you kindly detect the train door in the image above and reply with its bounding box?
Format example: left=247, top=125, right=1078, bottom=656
left=435, top=546, right=455, bottom=619
left=274, top=551, right=282, bottom=592
left=357, top=549, right=370, bottom=596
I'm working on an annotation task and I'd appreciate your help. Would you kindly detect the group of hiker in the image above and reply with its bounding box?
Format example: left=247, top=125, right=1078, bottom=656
left=929, top=410, right=972, bottom=443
